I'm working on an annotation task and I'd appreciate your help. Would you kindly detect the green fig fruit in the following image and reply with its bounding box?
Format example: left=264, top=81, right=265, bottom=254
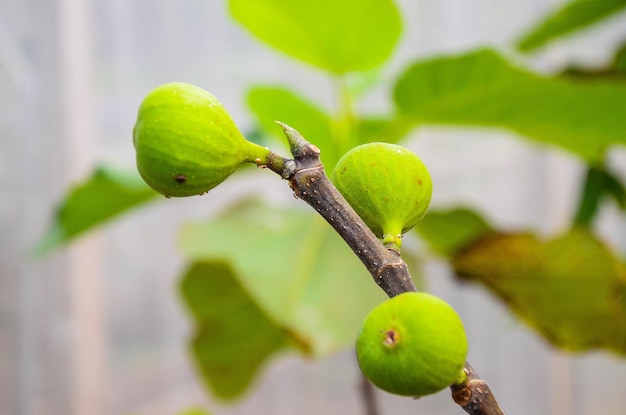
left=331, top=142, right=432, bottom=247
left=356, top=292, right=468, bottom=397
left=133, top=82, right=269, bottom=197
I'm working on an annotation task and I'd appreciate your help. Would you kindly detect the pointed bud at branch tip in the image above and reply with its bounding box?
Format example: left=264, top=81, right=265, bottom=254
left=275, top=121, right=319, bottom=159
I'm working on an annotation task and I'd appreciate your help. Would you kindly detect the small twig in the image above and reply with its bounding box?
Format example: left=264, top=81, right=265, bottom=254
left=270, top=122, right=506, bottom=415
left=360, top=373, right=380, bottom=415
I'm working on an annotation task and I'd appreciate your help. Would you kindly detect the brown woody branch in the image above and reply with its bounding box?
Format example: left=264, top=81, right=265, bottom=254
left=266, top=122, right=506, bottom=415
left=451, top=363, right=506, bottom=415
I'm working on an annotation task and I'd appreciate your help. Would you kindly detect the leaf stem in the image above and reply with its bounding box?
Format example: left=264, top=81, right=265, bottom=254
left=573, top=165, right=606, bottom=227
left=573, top=162, right=626, bottom=227
left=332, top=75, right=358, bottom=158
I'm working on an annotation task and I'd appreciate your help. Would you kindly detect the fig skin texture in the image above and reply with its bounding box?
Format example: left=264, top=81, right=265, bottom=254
left=356, top=292, right=468, bottom=397
left=330, top=142, right=432, bottom=245
left=133, top=82, right=268, bottom=197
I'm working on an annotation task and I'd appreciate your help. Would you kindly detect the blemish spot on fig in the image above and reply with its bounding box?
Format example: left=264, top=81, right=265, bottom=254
left=175, top=174, right=187, bottom=183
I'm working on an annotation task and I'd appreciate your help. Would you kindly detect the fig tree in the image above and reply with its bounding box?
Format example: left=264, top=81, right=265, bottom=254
left=356, top=292, right=468, bottom=397
left=133, top=82, right=270, bottom=197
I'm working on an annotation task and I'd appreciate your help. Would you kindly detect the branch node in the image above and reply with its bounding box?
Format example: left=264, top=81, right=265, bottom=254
left=450, top=363, right=506, bottom=415
left=282, top=160, right=297, bottom=179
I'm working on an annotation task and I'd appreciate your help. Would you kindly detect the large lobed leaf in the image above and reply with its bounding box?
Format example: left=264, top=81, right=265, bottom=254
left=453, top=228, right=626, bottom=354
left=229, top=0, right=402, bottom=74
left=34, top=166, right=158, bottom=255
left=394, top=48, right=626, bottom=162
left=517, top=0, right=626, bottom=52
left=178, top=200, right=388, bottom=398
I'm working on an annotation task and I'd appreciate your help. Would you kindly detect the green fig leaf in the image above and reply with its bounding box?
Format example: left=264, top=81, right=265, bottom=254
left=453, top=228, right=626, bottom=354
left=229, top=0, right=402, bottom=73
left=180, top=261, right=292, bottom=400
left=178, top=200, right=388, bottom=357
left=354, top=117, right=413, bottom=146
left=394, top=48, right=626, bottom=162
left=34, top=165, right=159, bottom=255
left=247, top=86, right=413, bottom=169
left=517, top=0, right=626, bottom=52
left=416, top=208, right=493, bottom=256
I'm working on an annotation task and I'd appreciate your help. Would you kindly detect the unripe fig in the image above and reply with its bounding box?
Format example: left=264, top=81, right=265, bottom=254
left=133, top=82, right=269, bottom=197
left=331, top=142, right=432, bottom=247
left=356, top=292, right=468, bottom=397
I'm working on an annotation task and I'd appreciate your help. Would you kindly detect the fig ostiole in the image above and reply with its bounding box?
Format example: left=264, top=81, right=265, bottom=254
left=330, top=142, right=432, bottom=249
left=133, top=82, right=270, bottom=197
left=356, top=292, right=468, bottom=398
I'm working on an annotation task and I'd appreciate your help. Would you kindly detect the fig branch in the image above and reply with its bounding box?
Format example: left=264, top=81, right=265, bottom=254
left=131, top=83, right=504, bottom=414
left=275, top=122, right=415, bottom=297
left=265, top=122, right=506, bottom=415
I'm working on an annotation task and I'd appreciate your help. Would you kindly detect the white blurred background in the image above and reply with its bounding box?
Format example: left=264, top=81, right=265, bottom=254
left=2, top=1, right=626, bottom=414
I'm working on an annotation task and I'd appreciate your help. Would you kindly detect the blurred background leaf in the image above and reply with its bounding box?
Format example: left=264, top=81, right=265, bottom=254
left=34, top=165, right=158, bottom=255
left=246, top=86, right=339, bottom=167
left=394, top=48, right=626, bottom=161
left=416, top=208, right=493, bottom=257
left=228, top=0, right=402, bottom=73
left=517, top=0, right=626, bottom=52
left=181, top=261, right=293, bottom=400
left=178, top=200, right=389, bottom=359
left=246, top=86, right=413, bottom=170
left=454, top=228, right=626, bottom=354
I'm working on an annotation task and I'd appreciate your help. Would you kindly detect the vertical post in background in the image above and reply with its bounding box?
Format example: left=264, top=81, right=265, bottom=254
left=57, top=0, right=106, bottom=414
left=0, top=16, right=27, bottom=415
left=542, top=152, right=578, bottom=415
